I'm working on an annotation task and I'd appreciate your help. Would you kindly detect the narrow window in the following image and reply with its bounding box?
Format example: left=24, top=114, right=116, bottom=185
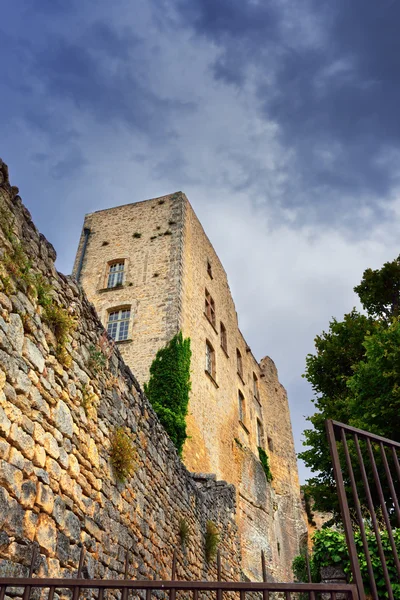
left=268, top=437, right=274, bottom=452
left=257, top=419, right=264, bottom=447
left=237, top=349, right=243, bottom=378
left=220, top=322, right=228, bottom=354
left=238, top=390, right=245, bottom=423
left=207, top=260, right=213, bottom=279
left=205, top=340, right=216, bottom=379
left=107, top=261, right=125, bottom=288
left=205, top=289, right=216, bottom=327
left=253, top=373, right=260, bottom=401
left=107, top=308, right=131, bottom=341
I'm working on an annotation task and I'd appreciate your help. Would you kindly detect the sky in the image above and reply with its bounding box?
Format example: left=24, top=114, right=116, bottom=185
left=1, top=0, right=400, bottom=483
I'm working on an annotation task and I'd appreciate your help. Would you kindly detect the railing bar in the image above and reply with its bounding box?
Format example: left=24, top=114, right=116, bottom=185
left=305, top=549, right=315, bottom=600
left=98, top=588, right=104, bottom=600
left=192, top=590, right=198, bottom=600
left=72, top=546, right=85, bottom=600
left=48, top=587, right=55, bottom=600
left=366, top=438, right=400, bottom=580
left=285, top=592, right=290, bottom=600
left=261, top=550, right=269, bottom=600
left=340, top=431, right=378, bottom=600
left=390, top=447, right=400, bottom=500
left=326, top=421, right=365, bottom=600
left=379, top=442, right=400, bottom=527
left=0, top=587, right=6, bottom=600
left=170, top=549, right=177, bottom=600
left=240, top=590, right=245, bottom=600
left=122, top=551, right=130, bottom=600
left=332, top=593, right=336, bottom=600
left=331, top=421, right=400, bottom=448
left=146, top=590, right=151, bottom=600
left=217, top=550, right=222, bottom=600
left=354, top=435, right=394, bottom=600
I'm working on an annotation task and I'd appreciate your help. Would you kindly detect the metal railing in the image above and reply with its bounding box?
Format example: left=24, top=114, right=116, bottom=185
left=327, top=419, right=400, bottom=600
left=0, top=545, right=358, bottom=600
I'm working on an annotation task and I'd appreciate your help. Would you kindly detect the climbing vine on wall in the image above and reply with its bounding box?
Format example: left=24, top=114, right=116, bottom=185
left=258, top=446, right=273, bottom=482
left=144, top=331, right=191, bottom=455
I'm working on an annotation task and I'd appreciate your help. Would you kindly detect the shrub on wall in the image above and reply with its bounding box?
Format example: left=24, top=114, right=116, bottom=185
left=144, top=332, right=191, bottom=455
left=110, top=427, right=137, bottom=483
left=205, top=520, right=219, bottom=562
left=258, top=446, right=273, bottom=482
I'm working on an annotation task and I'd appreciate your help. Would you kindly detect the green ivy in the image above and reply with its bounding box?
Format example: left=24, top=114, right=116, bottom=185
left=144, top=332, right=191, bottom=455
left=293, top=527, right=400, bottom=599
left=258, top=446, right=273, bottom=482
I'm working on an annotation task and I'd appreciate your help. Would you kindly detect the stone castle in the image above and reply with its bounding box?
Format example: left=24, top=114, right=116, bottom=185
left=73, top=192, right=306, bottom=581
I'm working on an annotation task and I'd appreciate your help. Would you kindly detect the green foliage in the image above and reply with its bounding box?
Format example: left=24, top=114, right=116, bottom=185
left=110, top=427, right=136, bottom=483
left=88, top=344, right=107, bottom=373
left=293, top=527, right=400, bottom=599
left=205, top=520, right=219, bottom=562
left=34, top=274, right=53, bottom=308
left=144, top=332, right=191, bottom=455
left=133, top=232, right=142, bottom=239
left=0, top=204, right=15, bottom=242
left=179, top=518, right=190, bottom=547
left=300, top=255, right=400, bottom=517
left=258, top=446, right=273, bottom=482
left=354, top=255, right=400, bottom=321
left=42, top=303, right=75, bottom=367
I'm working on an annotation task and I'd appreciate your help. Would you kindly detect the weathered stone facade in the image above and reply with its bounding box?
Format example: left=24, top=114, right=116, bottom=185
left=0, top=160, right=241, bottom=581
left=74, top=193, right=307, bottom=581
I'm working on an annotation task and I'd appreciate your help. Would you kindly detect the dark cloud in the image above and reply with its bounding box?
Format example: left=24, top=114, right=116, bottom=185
left=175, top=0, right=400, bottom=221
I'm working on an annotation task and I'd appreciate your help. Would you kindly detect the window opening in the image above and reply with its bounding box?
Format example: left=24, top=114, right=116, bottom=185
left=220, top=322, right=227, bottom=353
left=207, top=260, right=213, bottom=279
left=107, top=262, right=125, bottom=288
left=205, top=289, right=216, bottom=327
left=238, top=390, right=245, bottom=423
left=257, top=419, right=264, bottom=447
left=237, top=349, right=243, bottom=378
left=253, top=373, right=260, bottom=401
left=205, top=340, right=216, bottom=379
left=107, top=308, right=131, bottom=341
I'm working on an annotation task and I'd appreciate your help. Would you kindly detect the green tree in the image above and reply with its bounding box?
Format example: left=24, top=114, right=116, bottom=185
left=300, top=255, right=400, bottom=518
left=144, top=332, right=191, bottom=455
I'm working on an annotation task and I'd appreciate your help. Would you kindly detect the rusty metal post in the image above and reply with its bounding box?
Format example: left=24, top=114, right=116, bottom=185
left=326, top=420, right=365, bottom=600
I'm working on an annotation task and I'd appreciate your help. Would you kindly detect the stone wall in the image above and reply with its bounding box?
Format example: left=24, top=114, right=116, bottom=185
left=0, top=160, right=241, bottom=581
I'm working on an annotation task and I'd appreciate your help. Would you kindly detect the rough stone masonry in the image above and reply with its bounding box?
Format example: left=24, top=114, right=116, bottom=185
left=0, top=158, right=241, bottom=582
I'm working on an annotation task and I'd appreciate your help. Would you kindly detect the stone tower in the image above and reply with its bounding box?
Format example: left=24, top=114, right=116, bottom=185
left=73, top=192, right=306, bottom=581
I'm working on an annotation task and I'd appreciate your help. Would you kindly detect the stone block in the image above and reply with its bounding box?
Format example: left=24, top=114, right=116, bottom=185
left=64, top=510, right=81, bottom=543
left=15, top=369, right=32, bottom=394
left=0, top=486, right=10, bottom=528
left=43, top=432, right=60, bottom=459
left=9, top=447, right=26, bottom=470
left=46, top=456, right=62, bottom=481
left=0, top=405, right=11, bottom=436
left=20, top=480, right=37, bottom=508
left=35, top=513, right=57, bottom=556
left=36, top=482, right=55, bottom=514
left=53, top=399, right=73, bottom=437
left=8, top=313, right=24, bottom=353
left=33, top=444, right=46, bottom=467
left=0, top=437, right=10, bottom=459
left=9, top=422, right=35, bottom=459
left=0, top=459, right=23, bottom=499
left=23, top=510, right=39, bottom=541
left=23, top=337, right=45, bottom=373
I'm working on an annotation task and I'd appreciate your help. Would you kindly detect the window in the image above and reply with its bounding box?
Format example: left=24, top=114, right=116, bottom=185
left=207, top=260, right=213, bottom=279
left=107, top=261, right=124, bottom=288
left=205, top=289, right=216, bottom=327
left=107, top=308, right=131, bottom=341
left=253, top=373, right=260, bottom=401
left=256, top=419, right=264, bottom=447
left=236, top=349, right=243, bottom=378
left=205, top=340, right=216, bottom=379
left=220, top=322, right=227, bottom=354
left=238, top=390, right=245, bottom=423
